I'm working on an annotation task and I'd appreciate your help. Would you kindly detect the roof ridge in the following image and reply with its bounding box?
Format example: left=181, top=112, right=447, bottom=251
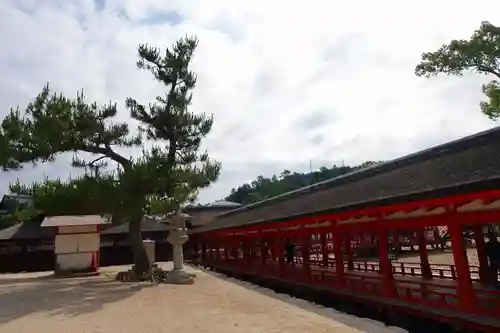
left=216, top=125, right=500, bottom=219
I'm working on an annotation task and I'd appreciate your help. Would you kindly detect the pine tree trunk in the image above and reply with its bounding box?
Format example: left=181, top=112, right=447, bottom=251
left=129, top=218, right=150, bottom=277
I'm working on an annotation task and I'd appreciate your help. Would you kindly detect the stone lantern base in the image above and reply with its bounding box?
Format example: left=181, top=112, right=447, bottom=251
left=165, top=211, right=195, bottom=285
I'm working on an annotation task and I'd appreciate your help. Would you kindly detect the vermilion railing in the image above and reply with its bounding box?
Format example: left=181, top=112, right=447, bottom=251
left=307, top=256, right=481, bottom=280
left=205, top=248, right=482, bottom=280
left=200, top=255, right=500, bottom=317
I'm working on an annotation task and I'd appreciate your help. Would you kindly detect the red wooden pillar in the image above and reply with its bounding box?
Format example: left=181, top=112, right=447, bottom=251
left=345, top=234, right=354, bottom=270
left=226, top=237, right=231, bottom=262
left=204, top=241, right=209, bottom=262
left=302, top=234, right=311, bottom=282
left=224, top=242, right=229, bottom=265
left=253, top=238, right=258, bottom=269
left=232, top=237, right=239, bottom=266
left=278, top=237, right=286, bottom=277
left=201, top=242, right=206, bottom=262
left=211, top=241, right=216, bottom=262
left=416, top=228, right=432, bottom=279
left=321, top=232, right=329, bottom=267
left=333, top=231, right=345, bottom=286
left=473, top=225, right=489, bottom=284
left=270, top=236, right=278, bottom=276
left=378, top=228, right=396, bottom=297
left=270, top=237, right=276, bottom=262
left=234, top=238, right=242, bottom=266
left=249, top=239, right=255, bottom=263
left=206, top=241, right=212, bottom=262
left=236, top=239, right=242, bottom=264
left=215, top=238, right=221, bottom=263
left=246, top=239, right=251, bottom=261
left=261, top=238, right=267, bottom=267
left=247, top=239, right=254, bottom=271
left=448, top=221, right=476, bottom=312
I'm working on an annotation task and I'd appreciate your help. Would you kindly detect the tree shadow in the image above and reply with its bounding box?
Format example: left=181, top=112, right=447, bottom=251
left=0, top=272, right=54, bottom=286
left=0, top=272, right=152, bottom=324
left=190, top=265, right=407, bottom=333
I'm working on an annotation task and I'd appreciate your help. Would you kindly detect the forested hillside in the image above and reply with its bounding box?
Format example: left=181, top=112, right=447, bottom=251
left=225, top=161, right=383, bottom=205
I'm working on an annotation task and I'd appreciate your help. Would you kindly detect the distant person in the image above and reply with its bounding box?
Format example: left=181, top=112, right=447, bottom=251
left=263, top=241, right=270, bottom=259
left=231, top=246, right=238, bottom=260
left=192, top=244, right=200, bottom=260
left=284, top=238, right=296, bottom=264
left=485, top=233, right=500, bottom=288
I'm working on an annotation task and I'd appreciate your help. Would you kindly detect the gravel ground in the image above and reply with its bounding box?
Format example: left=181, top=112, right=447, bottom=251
left=0, top=263, right=406, bottom=333
left=395, top=248, right=480, bottom=266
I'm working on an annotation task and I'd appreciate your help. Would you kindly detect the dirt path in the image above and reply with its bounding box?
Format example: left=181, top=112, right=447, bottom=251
left=0, top=263, right=405, bottom=333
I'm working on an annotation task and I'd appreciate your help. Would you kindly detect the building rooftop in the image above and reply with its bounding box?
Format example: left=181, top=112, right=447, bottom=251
left=0, top=194, right=34, bottom=213
left=0, top=214, right=51, bottom=240
left=184, top=200, right=242, bottom=213
left=41, top=215, right=111, bottom=227
left=193, top=125, right=500, bottom=233
left=100, top=216, right=170, bottom=235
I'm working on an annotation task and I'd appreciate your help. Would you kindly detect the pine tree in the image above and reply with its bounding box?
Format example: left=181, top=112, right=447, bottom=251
left=415, top=21, right=500, bottom=120
left=0, top=36, right=220, bottom=275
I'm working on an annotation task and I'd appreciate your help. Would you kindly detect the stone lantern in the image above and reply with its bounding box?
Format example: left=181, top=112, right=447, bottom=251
left=164, top=210, right=195, bottom=284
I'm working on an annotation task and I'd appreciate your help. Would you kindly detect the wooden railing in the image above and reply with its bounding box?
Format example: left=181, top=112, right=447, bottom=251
left=307, top=256, right=481, bottom=280
left=198, top=253, right=500, bottom=318
left=348, top=260, right=482, bottom=280
left=205, top=249, right=482, bottom=280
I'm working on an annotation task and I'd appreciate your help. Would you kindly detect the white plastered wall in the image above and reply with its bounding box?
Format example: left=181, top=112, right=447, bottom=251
left=54, top=225, right=100, bottom=272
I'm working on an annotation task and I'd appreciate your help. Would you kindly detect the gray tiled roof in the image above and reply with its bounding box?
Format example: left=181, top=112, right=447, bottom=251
left=0, top=194, right=33, bottom=213
left=193, top=126, right=500, bottom=234
left=0, top=217, right=53, bottom=240
left=100, top=217, right=170, bottom=235
left=183, top=200, right=242, bottom=213
left=0, top=216, right=170, bottom=240
left=206, top=201, right=242, bottom=208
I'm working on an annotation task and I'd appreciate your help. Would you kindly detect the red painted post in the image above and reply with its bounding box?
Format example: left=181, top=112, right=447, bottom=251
left=334, top=231, right=345, bottom=286
left=472, top=225, right=489, bottom=284
left=321, top=232, right=329, bottom=267
left=201, top=242, right=206, bottom=262
left=261, top=238, right=267, bottom=267
left=416, top=228, right=432, bottom=279
left=270, top=236, right=278, bottom=276
left=242, top=239, right=250, bottom=272
left=230, top=238, right=238, bottom=267
left=302, top=234, right=311, bottom=282
left=215, top=238, right=221, bottom=263
left=378, top=228, right=396, bottom=297
left=235, top=238, right=241, bottom=265
left=210, top=241, right=215, bottom=262
left=247, top=239, right=254, bottom=271
left=205, top=241, right=211, bottom=262
left=345, top=234, right=354, bottom=270
left=278, top=237, right=286, bottom=277
left=234, top=239, right=239, bottom=266
left=448, top=219, right=477, bottom=312
left=224, top=243, right=229, bottom=265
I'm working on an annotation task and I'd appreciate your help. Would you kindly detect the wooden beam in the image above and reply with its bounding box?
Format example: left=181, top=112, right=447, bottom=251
left=199, top=189, right=500, bottom=236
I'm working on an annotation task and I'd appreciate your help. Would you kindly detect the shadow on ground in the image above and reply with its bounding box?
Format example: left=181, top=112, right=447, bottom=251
left=189, top=264, right=407, bottom=333
left=0, top=271, right=152, bottom=324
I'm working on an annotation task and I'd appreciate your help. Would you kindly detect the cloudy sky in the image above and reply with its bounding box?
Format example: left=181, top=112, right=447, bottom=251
left=0, top=0, right=499, bottom=203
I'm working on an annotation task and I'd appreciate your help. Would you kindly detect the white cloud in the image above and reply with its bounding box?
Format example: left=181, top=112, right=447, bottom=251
left=0, top=0, right=499, bottom=203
